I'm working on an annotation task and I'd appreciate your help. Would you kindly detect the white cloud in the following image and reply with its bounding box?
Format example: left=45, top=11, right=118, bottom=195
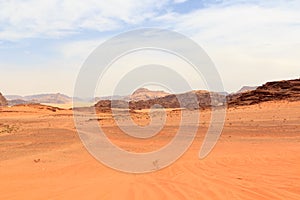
left=173, top=0, right=188, bottom=4
left=153, top=1, right=300, bottom=92
left=0, top=0, right=171, bottom=40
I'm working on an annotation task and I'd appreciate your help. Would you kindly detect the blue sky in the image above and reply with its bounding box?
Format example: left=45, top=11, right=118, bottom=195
left=0, top=0, right=299, bottom=96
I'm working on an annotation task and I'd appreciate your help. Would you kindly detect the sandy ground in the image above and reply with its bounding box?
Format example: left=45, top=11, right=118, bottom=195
left=0, top=101, right=300, bottom=199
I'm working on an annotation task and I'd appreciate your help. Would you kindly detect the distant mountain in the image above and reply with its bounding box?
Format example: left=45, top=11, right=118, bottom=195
left=0, top=92, right=8, bottom=106
left=124, top=88, right=170, bottom=101
left=235, top=86, right=258, bottom=94
left=228, top=78, right=300, bottom=107
left=25, top=93, right=71, bottom=104
left=95, top=90, right=226, bottom=111
left=94, top=95, right=125, bottom=102
left=5, top=95, right=23, bottom=100
left=5, top=93, right=72, bottom=105
left=7, top=99, right=29, bottom=106
left=4, top=88, right=169, bottom=106
left=94, top=88, right=170, bottom=102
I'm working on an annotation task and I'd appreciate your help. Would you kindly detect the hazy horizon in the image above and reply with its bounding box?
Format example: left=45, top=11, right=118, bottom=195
left=1, top=76, right=298, bottom=99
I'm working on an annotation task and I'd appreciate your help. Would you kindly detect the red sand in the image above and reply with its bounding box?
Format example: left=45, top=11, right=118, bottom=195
left=0, top=101, right=300, bottom=199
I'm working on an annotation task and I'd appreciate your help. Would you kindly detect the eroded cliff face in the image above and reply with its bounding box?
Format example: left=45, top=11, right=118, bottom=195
left=95, top=90, right=226, bottom=110
left=228, top=78, right=300, bottom=107
left=0, top=93, right=8, bottom=107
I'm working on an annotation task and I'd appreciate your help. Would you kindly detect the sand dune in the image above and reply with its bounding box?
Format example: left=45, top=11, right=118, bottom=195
left=0, top=101, right=300, bottom=199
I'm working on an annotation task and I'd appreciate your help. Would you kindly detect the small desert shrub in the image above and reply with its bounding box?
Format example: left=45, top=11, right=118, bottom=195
left=0, top=124, right=19, bottom=134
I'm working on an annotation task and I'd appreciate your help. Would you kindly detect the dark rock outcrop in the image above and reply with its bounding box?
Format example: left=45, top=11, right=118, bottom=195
left=95, top=90, right=226, bottom=111
left=129, top=90, right=226, bottom=110
left=228, top=78, right=300, bottom=107
left=95, top=100, right=129, bottom=112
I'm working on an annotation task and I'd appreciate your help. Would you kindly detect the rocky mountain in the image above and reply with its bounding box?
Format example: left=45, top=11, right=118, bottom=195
left=6, top=78, right=300, bottom=109
left=5, top=93, right=72, bottom=105
left=0, top=92, right=8, bottom=106
left=27, top=93, right=71, bottom=104
left=130, top=90, right=226, bottom=110
left=95, top=100, right=128, bottom=112
left=5, top=95, right=23, bottom=100
left=95, top=88, right=170, bottom=102
left=228, top=78, right=300, bottom=107
left=7, top=99, right=30, bottom=106
left=95, top=78, right=300, bottom=110
left=124, top=88, right=170, bottom=101
left=95, top=90, right=226, bottom=111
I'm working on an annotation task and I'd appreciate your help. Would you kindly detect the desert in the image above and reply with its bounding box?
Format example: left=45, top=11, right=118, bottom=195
left=1, top=79, right=300, bottom=199
left=1, top=1, right=300, bottom=199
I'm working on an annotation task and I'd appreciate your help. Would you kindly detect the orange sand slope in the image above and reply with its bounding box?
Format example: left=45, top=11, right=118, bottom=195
left=0, top=101, right=300, bottom=199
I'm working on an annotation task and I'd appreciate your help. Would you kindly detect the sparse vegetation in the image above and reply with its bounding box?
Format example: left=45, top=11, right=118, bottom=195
left=0, top=124, right=19, bottom=134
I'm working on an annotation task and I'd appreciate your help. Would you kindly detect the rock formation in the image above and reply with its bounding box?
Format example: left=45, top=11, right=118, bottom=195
left=95, top=90, right=226, bottom=110
left=228, top=78, right=300, bottom=107
left=0, top=92, right=8, bottom=106
left=93, top=78, right=300, bottom=111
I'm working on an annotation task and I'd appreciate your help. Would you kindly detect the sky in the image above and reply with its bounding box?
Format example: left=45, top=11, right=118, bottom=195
left=0, top=0, right=299, bottom=96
